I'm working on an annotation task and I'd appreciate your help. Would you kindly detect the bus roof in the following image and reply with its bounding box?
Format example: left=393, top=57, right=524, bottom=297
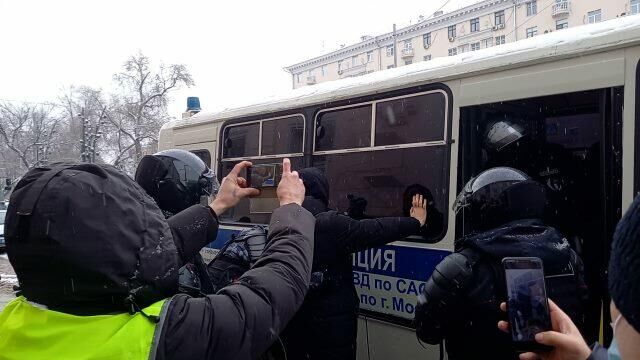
left=164, top=15, right=640, bottom=131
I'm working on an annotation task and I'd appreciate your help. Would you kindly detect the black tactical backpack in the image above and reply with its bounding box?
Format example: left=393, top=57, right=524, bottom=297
left=206, top=226, right=268, bottom=293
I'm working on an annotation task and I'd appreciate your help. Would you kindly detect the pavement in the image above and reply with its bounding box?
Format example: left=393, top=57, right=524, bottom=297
left=0, top=252, right=16, bottom=310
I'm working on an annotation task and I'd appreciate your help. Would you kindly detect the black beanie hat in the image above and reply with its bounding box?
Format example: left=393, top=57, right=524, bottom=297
left=299, top=168, right=330, bottom=206
left=609, top=194, right=640, bottom=332
left=5, top=163, right=180, bottom=315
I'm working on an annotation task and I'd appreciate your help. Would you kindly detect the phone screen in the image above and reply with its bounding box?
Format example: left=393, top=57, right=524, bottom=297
left=247, top=164, right=282, bottom=188
left=503, top=257, right=551, bottom=350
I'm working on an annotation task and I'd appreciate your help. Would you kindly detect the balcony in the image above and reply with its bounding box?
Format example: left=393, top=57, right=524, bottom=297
left=401, top=48, right=414, bottom=58
left=338, top=63, right=367, bottom=78
left=552, top=1, right=570, bottom=17
left=306, top=75, right=316, bottom=85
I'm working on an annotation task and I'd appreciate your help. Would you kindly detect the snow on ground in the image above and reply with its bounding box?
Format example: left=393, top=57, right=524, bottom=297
left=0, top=255, right=16, bottom=310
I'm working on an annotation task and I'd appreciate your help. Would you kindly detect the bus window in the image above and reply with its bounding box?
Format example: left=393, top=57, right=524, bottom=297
left=223, top=123, right=260, bottom=158
left=315, top=105, right=372, bottom=151
left=261, top=115, right=304, bottom=155
left=191, top=149, right=211, bottom=167
left=375, top=92, right=447, bottom=146
left=313, top=147, right=448, bottom=242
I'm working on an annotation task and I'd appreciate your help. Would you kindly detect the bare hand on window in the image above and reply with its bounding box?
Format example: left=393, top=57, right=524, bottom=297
left=410, top=194, right=428, bottom=227
left=277, top=158, right=305, bottom=206
left=210, top=161, right=260, bottom=216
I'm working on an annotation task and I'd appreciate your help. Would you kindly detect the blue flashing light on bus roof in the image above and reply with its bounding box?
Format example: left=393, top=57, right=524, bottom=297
left=187, top=97, right=201, bottom=112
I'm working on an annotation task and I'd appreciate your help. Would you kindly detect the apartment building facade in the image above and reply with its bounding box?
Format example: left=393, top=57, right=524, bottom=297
left=285, top=0, right=639, bottom=88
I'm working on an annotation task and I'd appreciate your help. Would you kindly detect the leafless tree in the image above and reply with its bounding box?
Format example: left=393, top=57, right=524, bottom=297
left=60, top=86, right=109, bottom=163
left=0, top=52, right=193, bottom=178
left=106, top=52, right=194, bottom=171
left=0, top=102, right=64, bottom=173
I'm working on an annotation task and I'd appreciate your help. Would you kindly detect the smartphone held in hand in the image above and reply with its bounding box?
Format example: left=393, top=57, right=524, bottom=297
left=503, top=257, right=552, bottom=352
left=246, top=164, right=283, bottom=188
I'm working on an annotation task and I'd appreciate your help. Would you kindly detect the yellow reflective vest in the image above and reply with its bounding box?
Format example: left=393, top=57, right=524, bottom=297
left=0, top=296, right=169, bottom=360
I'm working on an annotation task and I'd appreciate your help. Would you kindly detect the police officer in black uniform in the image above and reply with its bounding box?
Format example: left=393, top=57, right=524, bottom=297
left=135, top=149, right=220, bottom=295
left=135, top=149, right=218, bottom=218
left=414, top=167, right=587, bottom=360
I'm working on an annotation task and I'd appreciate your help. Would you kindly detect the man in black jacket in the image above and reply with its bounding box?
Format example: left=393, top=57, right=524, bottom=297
left=279, top=167, right=427, bottom=360
left=1, top=158, right=314, bottom=360
left=414, top=167, right=587, bottom=360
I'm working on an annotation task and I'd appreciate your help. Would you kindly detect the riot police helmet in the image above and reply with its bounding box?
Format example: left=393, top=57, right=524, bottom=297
left=135, top=149, right=218, bottom=216
left=484, top=120, right=526, bottom=153
left=453, top=167, right=546, bottom=233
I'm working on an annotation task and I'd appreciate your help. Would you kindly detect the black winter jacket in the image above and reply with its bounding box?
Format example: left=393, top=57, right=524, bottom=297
left=416, top=219, right=587, bottom=360
left=157, top=203, right=316, bottom=360
left=280, top=196, right=421, bottom=360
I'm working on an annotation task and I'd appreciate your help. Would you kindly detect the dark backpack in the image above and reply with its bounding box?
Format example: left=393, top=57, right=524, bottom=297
left=206, top=226, right=268, bottom=293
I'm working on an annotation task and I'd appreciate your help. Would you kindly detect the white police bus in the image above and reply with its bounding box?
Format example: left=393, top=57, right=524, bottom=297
left=159, top=16, right=640, bottom=359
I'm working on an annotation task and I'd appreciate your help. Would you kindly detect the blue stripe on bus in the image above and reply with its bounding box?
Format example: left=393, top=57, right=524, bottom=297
left=204, top=228, right=239, bottom=249
left=352, top=244, right=451, bottom=280
left=205, top=227, right=451, bottom=281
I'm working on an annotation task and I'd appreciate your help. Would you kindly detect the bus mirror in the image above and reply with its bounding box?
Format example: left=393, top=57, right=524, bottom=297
left=224, top=138, right=232, bottom=149
left=316, top=125, right=325, bottom=139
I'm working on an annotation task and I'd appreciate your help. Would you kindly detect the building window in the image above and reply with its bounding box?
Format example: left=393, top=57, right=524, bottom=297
left=366, top=51, right=373, bottom=63
left=448, top=25, right=456, bottom=39
left=352, top=56, right=358, bottom=67
left=424, top=55, right=432, bottom=61
left=556, top=18, right=569, bottom=30
left=405, top=59, right=413, bottom=65
left=458, top=44, right=469, bottom=53
left=526, top=26, right=538, bottom=38
left=588, top=9, right=602, bottom=23
left=338, top=61, right=343, bottom=71
left=495, top=10, right=505, bottom=26
left=387, top=65, right=395, bottom=69
left=470, top=18, right=480, bottom=32
left=404, top=40, right=413, bottom=50
left=526, top=1, right=537, bottom=16
left=482, top=38, right=493, bottom=48
left=321, top=65, right=327, bottom=76
left=471, top=42, right=480, bottom=51
left=495, top=35, right=506, bottom=45
left=448, top=48, right=458, bottom=56
left=386, top=45, right=394, bottom=57
left=423, top=32, right=431, bottom=47
left=632, top=0, right=640, bottom=15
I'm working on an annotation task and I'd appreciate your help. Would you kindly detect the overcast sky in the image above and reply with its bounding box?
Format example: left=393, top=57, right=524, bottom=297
left=0, top=0, right=479, bottom=118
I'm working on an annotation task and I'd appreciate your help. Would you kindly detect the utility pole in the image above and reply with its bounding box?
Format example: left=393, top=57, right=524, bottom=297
left=393, top=23, right=398, bottom=68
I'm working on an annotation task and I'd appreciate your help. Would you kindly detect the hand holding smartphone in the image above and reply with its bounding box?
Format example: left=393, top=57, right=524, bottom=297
left=503, top=257, right=552, bottom=352
left=246, top=163, right=283, bottom=188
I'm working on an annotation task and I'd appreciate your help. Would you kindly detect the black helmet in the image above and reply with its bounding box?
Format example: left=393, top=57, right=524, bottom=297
left=453, top=167, right=546, bottom=233
left=485, top=120, right=526, bottom=152
left=135, top=149, right=218, bottom=217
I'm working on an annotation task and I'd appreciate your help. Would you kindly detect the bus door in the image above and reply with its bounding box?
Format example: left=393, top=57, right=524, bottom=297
left=459, top=87, right=623, bottom=345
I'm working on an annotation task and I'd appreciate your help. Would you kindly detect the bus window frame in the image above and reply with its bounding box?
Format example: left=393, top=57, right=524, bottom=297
left=312, top=89, right=449, bottom=155
left=311, top=89, right=451, bottom=244
left=221, top=114, right=306, bottom=162
left=635, top=59, right=640, bottom=195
